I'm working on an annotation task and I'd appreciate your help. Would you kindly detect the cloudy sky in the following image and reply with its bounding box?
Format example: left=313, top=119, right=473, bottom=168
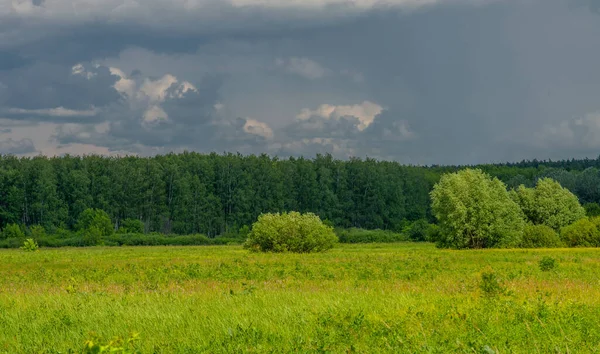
left=1, top=0, right=600, bottom=164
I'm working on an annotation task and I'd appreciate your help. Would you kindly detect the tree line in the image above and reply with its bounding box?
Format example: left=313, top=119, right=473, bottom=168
left=2, top=152, right=600, bottom=237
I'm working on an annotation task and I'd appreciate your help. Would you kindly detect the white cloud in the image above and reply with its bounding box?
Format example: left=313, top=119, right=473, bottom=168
left=244, top=118, right=273, bottom=139
left=297, top=101, right=383, bottom=131
left=143, top=105, right=169, bottom=125
left=7, top=107, right=98, bottom=117
left=109, top=67, right=137, bottom=97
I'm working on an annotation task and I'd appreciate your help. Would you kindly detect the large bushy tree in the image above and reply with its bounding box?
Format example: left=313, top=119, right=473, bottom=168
left=511, top=178, right=585, bottom=231
left=430, top=169, right=525, bottom=249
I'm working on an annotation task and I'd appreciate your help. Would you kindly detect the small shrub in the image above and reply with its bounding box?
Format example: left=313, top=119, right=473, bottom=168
left=244, top=212, right=338, bottom=253
left=408, top=219, right=430, bottom=242
left=118, top=219, right=145, bottom=234
left=2, top=223, right=24, bottom=239
left=560, top=218, right=600, bottom=247
left=539, top=256, right=557, bottom=271
left=479, top=270, right=505, bottom=297
left=20, top=238, right=39, bottom=252
left=83, top=332, right=140, bottom=353
left=521, top=224, right=563, bottom=248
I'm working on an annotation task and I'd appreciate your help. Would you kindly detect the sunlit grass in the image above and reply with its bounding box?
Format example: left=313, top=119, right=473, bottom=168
left=1, top=243, right=600, bottom=352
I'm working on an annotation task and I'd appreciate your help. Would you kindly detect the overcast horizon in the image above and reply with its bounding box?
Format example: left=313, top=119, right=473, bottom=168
left=1, top=0, right=600, bottom=165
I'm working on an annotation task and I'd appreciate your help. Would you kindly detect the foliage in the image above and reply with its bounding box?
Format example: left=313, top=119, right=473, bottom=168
left=539, top=256, right=557, bottom=271
left=560, top=218, right=600, bottom=247
left=83, top=332, right=140, bottom=353
left=479, top=270, right=505, bottom=297
left=29, top=225, right=46, bottom=239
left=82, top=226, right=103, bottom=246
left=238, top=225, right=250, bottom=239
left=335, top=228, right=408, bottom=243
left=118, top=219, right=145, bottom=234
left=512, top=178, right=585, bottom=231
left=407, top=219, right=431, bottom=242
left=584, top=202, right=600, bottom=217
left=430, top=169, right=525, bottom=249
left=520, top=224, right=563, bottom=248
left=20, top=238, right=38, bottom=252
left=0, top=232, right=244, bottom=249
left=244, top=212, right=338, bottom=253
left=1, top=153, right=600, bottom=238
left=425, top=224, right=442, bottom=243
left=2, top=223, right=24, bottom=239
left=76, top=208, right=114, bottom=237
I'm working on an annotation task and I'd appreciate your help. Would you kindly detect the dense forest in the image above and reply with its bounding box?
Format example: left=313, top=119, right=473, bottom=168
left=1, top=152, right=600, bottom=236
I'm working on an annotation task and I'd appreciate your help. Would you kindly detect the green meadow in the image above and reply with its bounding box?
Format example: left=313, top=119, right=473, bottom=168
left=1, top=243, right=600, bottom=353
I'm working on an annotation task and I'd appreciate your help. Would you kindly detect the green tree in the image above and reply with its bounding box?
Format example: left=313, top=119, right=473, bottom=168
left=430, top=169, right=525, bottom=249
left=76, top=208, right=113, bottom=237
left=512, top=178, right=585, bottom=231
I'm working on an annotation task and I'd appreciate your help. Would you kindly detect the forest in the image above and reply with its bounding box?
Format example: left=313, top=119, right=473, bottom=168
left=1, top=152, right=600, bottom=237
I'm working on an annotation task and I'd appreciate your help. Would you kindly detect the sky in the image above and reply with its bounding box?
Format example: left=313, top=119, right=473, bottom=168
left=1, top=0, right=600, bottom=165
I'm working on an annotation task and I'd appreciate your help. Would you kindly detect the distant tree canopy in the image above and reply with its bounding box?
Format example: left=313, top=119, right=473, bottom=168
left=0, top=153, right=600, bottom=237
left=430, top=169, right=525, bottom=249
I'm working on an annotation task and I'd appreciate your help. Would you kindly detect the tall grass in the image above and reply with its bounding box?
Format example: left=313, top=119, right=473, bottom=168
left=0, top=244, right=600, bottom=352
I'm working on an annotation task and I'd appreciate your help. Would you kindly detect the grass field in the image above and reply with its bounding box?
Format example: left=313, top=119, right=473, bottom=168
left=1, top=243, right=600, bottom=353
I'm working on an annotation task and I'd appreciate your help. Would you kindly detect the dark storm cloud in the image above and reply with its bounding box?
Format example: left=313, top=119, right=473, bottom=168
left=3, top=0, right=600, bottom=162
left=0, top=62, right=121, bottom=113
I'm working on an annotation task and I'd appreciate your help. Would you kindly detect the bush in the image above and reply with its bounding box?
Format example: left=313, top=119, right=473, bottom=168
left=479, top=270, right=505, bottom=297
left=336, top=228, right=408, bottom=243
left=425, top=224, right=442, bottom=243
left=560, top=218, right=600, bottom=247
left=408, top=219, right=430, bottom=242
left=117, top=219, right=145, bottom=234
left=539, top=256, right=557, bottom=271
left=244, top=212, right=338, bottom=253
left=82, top=226, right=103, bottom=246
left=521, top=224, right=563, bottom=248
left=21, top=238, right=39, bottom=252
left=30, top=225, right=46, bottom=239
left=2, top=223, right=24, bottom=239
left=76, top=208, right=113, bottom=237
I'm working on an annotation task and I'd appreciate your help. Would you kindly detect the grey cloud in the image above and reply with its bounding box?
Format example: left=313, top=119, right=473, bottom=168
left=54, top=74, right=269, bottom=155
left=0, top=62, right=121, bottom=114
left=0, top=138, right=36, bottom=154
